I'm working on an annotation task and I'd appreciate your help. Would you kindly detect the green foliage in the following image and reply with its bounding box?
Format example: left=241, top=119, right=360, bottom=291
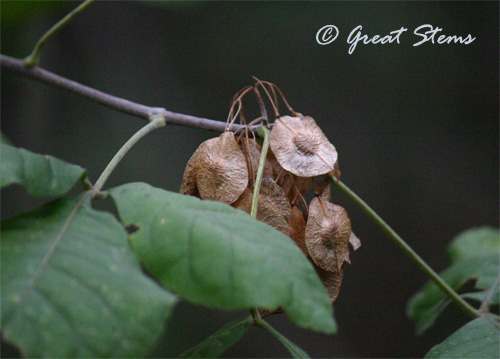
left=407, top=227, right=500, bottom=335
left=180, top=317, right=252, bottom=358
left=0, top=1, right=63, bottom=28
left=2, top=3, right=496, bottom=354
left=447, top=227, right=500, bottom=262
left=425, top=318, right=500, bottom=358
left=110, top=182, right=337, bottom=334
left=1, top=144, right=85, bottom=197
left=0, top=142, right=324, bottom=357
left=408, top=228, right=500, bottom=358
left=1, top=195, right=177, bottom=358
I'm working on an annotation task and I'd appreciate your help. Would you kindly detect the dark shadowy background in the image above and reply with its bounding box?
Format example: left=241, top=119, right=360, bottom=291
left=1, top=1, right=498, bottom=358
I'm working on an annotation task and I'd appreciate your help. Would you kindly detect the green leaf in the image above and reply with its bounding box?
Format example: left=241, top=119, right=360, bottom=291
left=407, top=227, right=500, bottom=335
left=425, top=318, right=500, bottom=358
left=448, top=227, right=500, bottom=262
left=462, top=289, right=499, bottom=305
left=1, top=195, right=177, bottom=358
left=110, top=182, right=336, bottom=334
left=179, top=317, right=252, bottom=358
left=408, top=256, right=499, bottom=335
left=1, top=144, right=86, bottom=196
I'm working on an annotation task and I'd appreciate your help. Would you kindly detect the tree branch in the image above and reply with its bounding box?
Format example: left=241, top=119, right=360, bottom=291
left=1, top=54, right=246, bottom=133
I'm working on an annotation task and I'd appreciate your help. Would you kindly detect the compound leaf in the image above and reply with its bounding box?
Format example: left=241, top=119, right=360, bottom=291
left=408, top=256, right=499, bottom=335
left=110, top=182, right=336, bottom=334
left=407, top=227, right=500, bottom=335
left=1, top=195, right=177, bottom=358
left=1, top=144, right=85, bottom=197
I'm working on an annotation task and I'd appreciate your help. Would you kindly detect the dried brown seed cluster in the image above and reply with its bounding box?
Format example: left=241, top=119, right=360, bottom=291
left=270, top=115, right=338, bottom=177
left=180, top=132, right=248, bottom=204
left=179, top=82, right=361, bottom=310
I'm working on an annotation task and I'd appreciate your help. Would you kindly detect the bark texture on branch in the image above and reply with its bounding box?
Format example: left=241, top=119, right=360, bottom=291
left=1, top=54, right=248, bottom=133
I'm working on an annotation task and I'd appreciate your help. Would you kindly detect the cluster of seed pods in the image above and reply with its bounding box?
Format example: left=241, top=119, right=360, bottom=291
left=180, top=87, right=360, bottom=312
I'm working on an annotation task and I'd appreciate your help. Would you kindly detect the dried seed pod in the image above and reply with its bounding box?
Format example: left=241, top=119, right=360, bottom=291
left=332, top=160, right=341, bottom=180
left=305, top=197, right=351, bottom=272
left=349, top=232, right=362, bottom=251
left=233, top=188, right=290, bottom=236
left=179, top=146, right=201, bottom=197
left=195, top=132, right=249, bottom=204
left=270, top=115, right=338, bottom=177
left=315, top=178, right=331, bottom=201
left=260, top=177, right=291, bottom=222
left=281, top=173, right=314, bottom=204
left=238, top=137, right=273, bottom=183
left=289, top=205, right=307, bottom=255
left=315, top=266, right=344, bottom=303
left=266, top=148, right=285, bottom=182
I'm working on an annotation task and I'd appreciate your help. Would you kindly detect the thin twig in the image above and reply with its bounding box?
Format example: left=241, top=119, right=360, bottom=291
left=25, top=0, right=96, bottom=66
left=327, top=174, right=480, bottom=320
left=255, top=319, right=310, bottom=358
left=250, top=126, right=270, bottom=220
left=480, top=276, right=500, bottom=312
left=93, top=115, right=166, bottom=192
left=248, top=125, right=271, bottom=323
left=1, top=54, right=250, bottom=133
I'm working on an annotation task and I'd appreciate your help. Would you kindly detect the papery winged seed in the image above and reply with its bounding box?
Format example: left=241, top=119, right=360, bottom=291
left=232, top=188, right=290, bottom=236
left=270, top=115, right=338, bottom=177
left=305, top=197, right=351, bottom=272
left=315, top=265, right=344, bottom=303
left=195, top=132, right=248, bottom=204
left=179, top=146, right=201, bottom=197
left=289, top=205, right=307, bottom=255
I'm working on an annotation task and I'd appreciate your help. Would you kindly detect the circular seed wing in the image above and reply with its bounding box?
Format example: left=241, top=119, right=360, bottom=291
left=289, top=205, right=307, bottom=255
left=233, top=189, right=290, bottom=236
left=315, top=265, right=344, bottom=303
left=195, top=132, right=249, bottom=204
left=260, top=177, right=292, bottom=222
left=179, top=146, right=200, bottom=197
left=305, top=197, right=351, bottom=272
left=315, top=178, right=331, bottom=201
left=270, top=115, right=338, bottom=177
left=266, top=149, right=285, bottom=182
left=282, top=173, right=314, bottom=204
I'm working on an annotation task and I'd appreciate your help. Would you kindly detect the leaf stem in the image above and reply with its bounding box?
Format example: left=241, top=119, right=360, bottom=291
left=93, top=115, right=166, bottom=192
left=480, top=276, right=500, bottom=313
left=255, top=319, right=310, bottom=359
left=250, top=126, right=270, bottom=218
left=24, top=0, right=96, bottom=67
left=248, top=126, right=270, bottom=323
left=327, top=174, right=480, bottom=320
left=250, top=308, right=261, bottom=322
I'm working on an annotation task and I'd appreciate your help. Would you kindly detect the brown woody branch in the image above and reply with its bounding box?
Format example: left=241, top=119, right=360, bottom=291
left=1, top=54, right=247, bottom=133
